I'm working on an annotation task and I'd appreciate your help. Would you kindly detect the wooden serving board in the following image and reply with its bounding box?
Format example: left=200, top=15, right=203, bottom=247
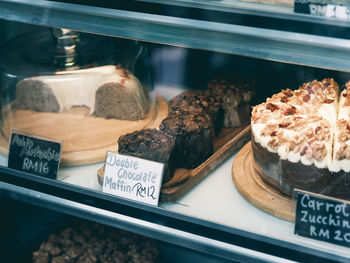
left=232, top=142, right=296, bottom=221
left=97, top=125, right=251, bottom=202
left=0, top=96, right=169, bottom=166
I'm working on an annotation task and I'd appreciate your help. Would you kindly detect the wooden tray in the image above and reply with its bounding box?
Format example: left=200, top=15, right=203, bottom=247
left=0, top=97, right=168, bottom=166
left=232, top=142, right=296, bottom=221
left=98, top=125, right=251, bottom=202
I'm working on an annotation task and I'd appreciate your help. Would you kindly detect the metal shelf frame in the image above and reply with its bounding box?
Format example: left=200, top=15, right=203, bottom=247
left=1, top=1, right=350, bottom=262
left=0, top=166, right=347, bottom=263
left=137, top=0, right=350, bottom=27
left=1, top=0, right=350, bottom=72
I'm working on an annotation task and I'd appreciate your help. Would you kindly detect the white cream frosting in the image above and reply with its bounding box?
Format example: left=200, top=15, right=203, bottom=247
left=18, top=65, right=146, bottom=115
left=333, top=89, right=350, bottom=172
left=252, top=103, right=336, bottom=170
left=251, top=80, right=343, bottom=172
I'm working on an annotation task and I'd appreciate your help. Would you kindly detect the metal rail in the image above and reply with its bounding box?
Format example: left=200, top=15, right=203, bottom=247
left=1, top=0, right=350, bottom=71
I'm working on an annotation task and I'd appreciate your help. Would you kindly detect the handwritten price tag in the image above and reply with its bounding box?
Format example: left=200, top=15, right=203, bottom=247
left=102, top=152, right=164, bottom=206
left=8, top=129, right=62, bottom=179
left=294, top=190, right=350, bottom=247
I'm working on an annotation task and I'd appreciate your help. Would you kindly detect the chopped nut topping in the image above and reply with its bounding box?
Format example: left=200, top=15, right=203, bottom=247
left=300, top=146, right=307, bottom=156
left=336, top=144, right=350, bottom=160
left=280, top=96, right=288, bottom=103
left=307, top=85, right=314, bottom=94
left=323, top=98, right=334, bottom=104
left=303, top=94, right=310, bottom=102
left=266, top=103, right=279, bottom=112
left=337, top=119, right=350, bottom=142
left=315, top=126, right=322, bottom=134
left=283, top=106, right=296, bottom=116
left=283, top=89, right=293, bottom=97
left=268, top=134, right=286, bottom=149
left=279, top=122, right=291, bottom=128
left=260, top=123, right=279, bottom=136
left=253, top=78, right=338, bottom=164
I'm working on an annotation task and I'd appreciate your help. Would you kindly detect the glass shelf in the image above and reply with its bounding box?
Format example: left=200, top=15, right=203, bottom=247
left=1, top=152, right=349, bottom=262
left=1, top=1, right=350, bottom=262
left=1, top=0, right=350, bottom=72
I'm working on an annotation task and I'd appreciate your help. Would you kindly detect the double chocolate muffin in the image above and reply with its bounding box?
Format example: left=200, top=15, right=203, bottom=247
left=118, top=128, right=176, bottom=182
left=169, top=90, right=222, bottom=136
left=160, top=111, right=214, bottom=169
left=208, top=76, right=254, bottom=128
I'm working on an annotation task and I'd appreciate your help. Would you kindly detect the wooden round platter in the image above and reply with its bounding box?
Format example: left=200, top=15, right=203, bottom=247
left=232, top=142, right=296, bottom=221
left=0, top=96, right=169, bottom=166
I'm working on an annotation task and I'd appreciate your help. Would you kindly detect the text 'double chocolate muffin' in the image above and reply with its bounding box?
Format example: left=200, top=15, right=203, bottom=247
left=168, top=90, right=222, bottom=136
left=160, top=111, right=214, bottom=169
left=118, top=128, right=176, bottom=182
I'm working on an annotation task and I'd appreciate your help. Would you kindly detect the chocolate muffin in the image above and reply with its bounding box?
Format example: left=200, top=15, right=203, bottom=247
left=160, top=111, right=214, bottom=169
left=208, top=76, right=254, bottom=128
left=32, top=221, right=159, bottom=263
left=168, top=90, right=222, bottom=136
left=118, top=128, right=176, bottom=182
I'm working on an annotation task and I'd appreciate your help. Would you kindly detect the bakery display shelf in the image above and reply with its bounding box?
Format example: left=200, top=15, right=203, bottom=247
left=2, top=0, right=350, bottom=72
left=0, top=150, right=349, bottom=262
left=0, top=97, right=168, bottom=166
left=97, top=125, right=251, bottom=203
left=0, top=169, right=297, bottom=263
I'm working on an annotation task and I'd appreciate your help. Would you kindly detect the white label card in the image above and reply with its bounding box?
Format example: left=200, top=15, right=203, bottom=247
left=102, top=152, right=164, bottom=206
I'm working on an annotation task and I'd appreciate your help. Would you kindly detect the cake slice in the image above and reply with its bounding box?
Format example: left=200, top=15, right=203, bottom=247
left=333, top=81, right=350, bottom=172
left=251, top=78, right=340, bottom=195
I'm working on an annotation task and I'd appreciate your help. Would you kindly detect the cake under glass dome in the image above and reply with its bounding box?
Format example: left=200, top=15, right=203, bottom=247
left=0, top=28, right=157, bottom=166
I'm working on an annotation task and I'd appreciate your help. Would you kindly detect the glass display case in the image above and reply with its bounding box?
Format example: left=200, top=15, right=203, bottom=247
left=1, top=0, right=350, bottom=262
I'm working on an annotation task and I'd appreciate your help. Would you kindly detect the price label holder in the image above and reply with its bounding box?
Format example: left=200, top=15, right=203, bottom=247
left=294, top=0, right=350, bottom=20
left=294, top=190, right=350, bottom=247
left=8, top=129, right=62, bottom=179
left=102, top=152, right=165, bottom=206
